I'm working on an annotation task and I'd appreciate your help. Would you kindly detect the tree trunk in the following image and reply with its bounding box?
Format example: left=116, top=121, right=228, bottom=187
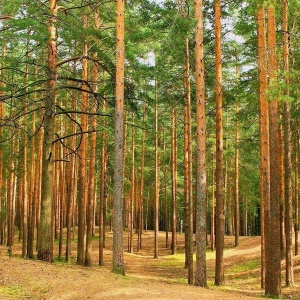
left=283, top=0, right=294, bottom=286
left=112, top=0, right=125, bottom=274
left=154, top=80, right=159, bottom=259
left=265, top=2, right=282, bottom=297
left=194, top=0, right=207, bottom=286
left=295, top=148, right=299, bottom=257
left=137, top=102, right=146, bottom=252
left=211, top=154, right=215, bottom=252
left=37, top=0, right=58, bottom=262
left=27, top=64, right=38, bottom=259
left=77, top=14, right=89, bottom=265
left=0, top=44, right=5, bottom=247
left=234, top=104, right=240, bottom=247
left=84, top=96, right=96, bottom=265
left=7, top=156, right=15, bottom=252
left=278, top=126, right=285, bottom=258
left=36, top=117, right=43, bottom=252
left=85, top=12, right=100, bottom=265
left=128, top=114, right=135, bottom=254
left=171, top=108, right=177, bottom=255
left=161, top=127, right=168, bottom=248
left=58, top=146, right=65, bottom=259
left=99, top=98, right=107, bottom=265
left=257, top=5, right=268, bottom=289
left=22, top=50, right=30, bottom=258
left=66, top=91, right=76, bottom=263
left=183, top=37, right=193, bottom=285
left=214, top=0, right=225, bottom=286
left=228, top=184, right=233, bottom=236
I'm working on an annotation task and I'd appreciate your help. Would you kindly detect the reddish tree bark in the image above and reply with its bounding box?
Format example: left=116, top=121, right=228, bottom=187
left=283, top=0, right=294, bottom=286
left=112, top=0, right=125, bottom=274
left=257, top=5, right=269, bottom=288
left=194, top=0, right=207, bottom=286
left=214, top=0, right=225, bottom=286
left=37, top=0, right=59, bottom=262
left=265, top=2, right=282, bottom=297
left=171, top=108, right=178, bottom=255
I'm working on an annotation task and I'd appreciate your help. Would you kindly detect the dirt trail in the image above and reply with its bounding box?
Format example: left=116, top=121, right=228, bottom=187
left=0, top=231, right=299, bottom=300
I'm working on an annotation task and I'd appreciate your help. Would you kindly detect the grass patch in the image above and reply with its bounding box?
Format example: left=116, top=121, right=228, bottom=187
left=152, top=253, right=185, bottom=268
left=153, top=251, right=216, bottom=268
left=0, top=284, right=27, bottom=299
left=112, top=265, right=125, bottom=275
left=53, top=256, right=77, bottom=265
left=228, top=258, right=260, bottom=273
left=175, top=277, right=188, bottom=284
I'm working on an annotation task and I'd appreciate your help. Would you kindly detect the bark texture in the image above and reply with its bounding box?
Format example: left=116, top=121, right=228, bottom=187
left=265, top=3, right=281, bottom=297
left=194, top=0, right=207, bottom=287
left=257, top=5, right=269, bottom=289
left=214, top=0, right=225, bottom=286
left=37, top=0, right=58, bottom=262
left=283, top=0, right=294, bottom=286
left=112, top=0, right=125, bottom=275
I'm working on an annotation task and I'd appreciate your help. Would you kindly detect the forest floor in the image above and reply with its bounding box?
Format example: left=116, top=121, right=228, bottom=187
left=0, top=230, right=300, bottom=300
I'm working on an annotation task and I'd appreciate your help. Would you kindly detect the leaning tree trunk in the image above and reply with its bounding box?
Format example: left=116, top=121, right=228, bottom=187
left=37, top=0, right=58, bottom=262
left=214, top=0, right=225, bottom=286
left=112, top=0, right=125, bottom=275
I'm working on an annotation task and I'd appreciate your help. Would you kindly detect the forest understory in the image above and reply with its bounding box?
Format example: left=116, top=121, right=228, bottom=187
left=0, top=230, right=299, bottom=300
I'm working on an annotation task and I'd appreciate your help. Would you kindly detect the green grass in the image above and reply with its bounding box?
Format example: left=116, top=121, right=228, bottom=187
left=153, top=250, right=216, bottom=268
left=153, top=253, right=185, bottom=268
left=53, top=255, right=77, bottom=265
left=228, top=258, right=260, bottom=274
left=0, top=284, right=27, bottom=299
